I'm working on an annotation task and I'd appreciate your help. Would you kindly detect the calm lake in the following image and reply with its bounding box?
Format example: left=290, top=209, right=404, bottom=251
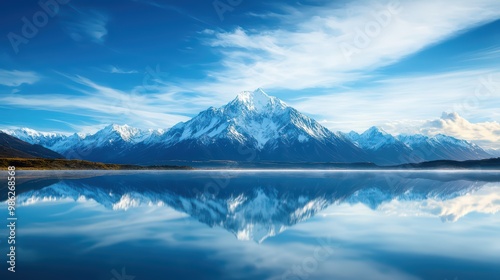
left=1, top=170, right=499, bottom=280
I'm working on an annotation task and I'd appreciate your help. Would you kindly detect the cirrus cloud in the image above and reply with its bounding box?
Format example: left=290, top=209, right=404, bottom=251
left=190, top=0, right=500, bottom=95
left=0, top=69, right=40, bottom=87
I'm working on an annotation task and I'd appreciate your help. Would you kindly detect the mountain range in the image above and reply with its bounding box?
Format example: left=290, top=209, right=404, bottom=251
left=1, top=89, right=494, bottom=165
left=0, top=132, right=64, bottom=159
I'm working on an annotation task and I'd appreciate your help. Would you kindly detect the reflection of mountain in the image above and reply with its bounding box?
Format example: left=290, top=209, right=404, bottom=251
left=8, top=172, right=500, bottom=242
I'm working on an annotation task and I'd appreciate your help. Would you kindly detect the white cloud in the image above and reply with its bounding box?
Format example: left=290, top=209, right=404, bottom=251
left=4, top=0, right=500, bottom=140
left=379, top=112, right=500, bottom=149
left=109, top=66, right=138, bottom=74
left=188, top=0, right=500, bottom=96
left=420, top=112, right=500, bottom=149
left=0, top=69, right=39, bottom=87
left=0, top=75, right=191, bottom=129
left=290, top=69, right=500, bottom=133
left=378, top=184, right=500, bottom=222
left=464, top=46, right=500, bottom=62
left=65, top=11, right=108, bottom=43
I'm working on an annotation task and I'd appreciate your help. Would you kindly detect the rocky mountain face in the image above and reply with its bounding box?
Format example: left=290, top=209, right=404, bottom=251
left=2, top=89, right=493, bottom=165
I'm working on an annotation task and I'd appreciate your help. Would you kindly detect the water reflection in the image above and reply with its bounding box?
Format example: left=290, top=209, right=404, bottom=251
left=1, top=171, right=499, bottom=280
left=7, top=171, right=500, bottom=242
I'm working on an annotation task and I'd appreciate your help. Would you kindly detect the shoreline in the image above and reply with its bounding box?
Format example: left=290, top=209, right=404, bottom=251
left=2, top=157, right=500, bottom=171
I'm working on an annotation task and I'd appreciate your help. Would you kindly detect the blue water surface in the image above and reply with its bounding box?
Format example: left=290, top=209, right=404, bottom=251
left=1, top=170, right=499, bottom=280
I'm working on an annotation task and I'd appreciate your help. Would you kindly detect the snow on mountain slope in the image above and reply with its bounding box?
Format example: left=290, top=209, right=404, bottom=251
left=486, top=149, right=500, bottom=157
left=2, top=128, right=69, bottom=148
left=351, top=127, right=398, bottom=150
left=344, top=127, right=418, bottom=164
left=86, top=124, right=152, bottom=146
left=397, top=133, right=491, bottom=161
left=162, top=89, right=331, bottom=148
left=142, top=88, right=366, bottom=163
left=342, top=126, right=492, bottom=164
left=1, top=89, right=495, bottom=164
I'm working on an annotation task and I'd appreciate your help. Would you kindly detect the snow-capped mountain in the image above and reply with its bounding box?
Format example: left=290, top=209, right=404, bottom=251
left=1, top=89, right=494, bottom=164
left=2, top=125, right=163, bottom=162
left=134, top=89, right=368, bottom=163
left=397, top=133, right=491, bottom=162
left=345, top=127, right=418, bottom=165
left=486, top=148, right=500, bottom=157
left=3, top=127, right=69, bottom=148
left=59, top=124, right=166, bottom=161
left=0, top=131, right=64, bottom=159
left=343, top=127, right=492, bottom=165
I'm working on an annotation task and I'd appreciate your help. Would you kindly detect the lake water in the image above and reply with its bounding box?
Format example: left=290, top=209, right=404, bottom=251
left=1, top=171, right=499, bottom=280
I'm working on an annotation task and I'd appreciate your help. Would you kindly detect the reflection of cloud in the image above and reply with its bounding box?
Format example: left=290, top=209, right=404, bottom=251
left=307, top=202, right=500, bottom=266
left=11, top=200, right=422, bottom=280
left=6, top=178, right=500, bottom=280
left=19, top=201, right=188, bottom=250
left=15, top=184, right=332, bottom=243
left=378, top=184, right=500, bottom=222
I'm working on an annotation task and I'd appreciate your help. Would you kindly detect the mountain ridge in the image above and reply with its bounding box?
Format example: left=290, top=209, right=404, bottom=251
left=0, top=132, right=64, bottom=159
left=1, top=89, right=494, bottom=164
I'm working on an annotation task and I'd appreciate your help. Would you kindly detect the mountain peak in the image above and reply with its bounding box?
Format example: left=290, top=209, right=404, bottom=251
left=105, top=124, right=131, bottom=130
left=3, top=127, right=65, bottom=139
left=362, top=126, right=388, bottom=136
left=236, top=88, right=268, bottom=99
left=101, top=124, right=141, bottom=141
left=230, top=88, right=287, bottom=112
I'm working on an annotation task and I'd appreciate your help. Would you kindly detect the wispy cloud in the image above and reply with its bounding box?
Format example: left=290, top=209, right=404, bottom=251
left=464, top=46, right=500, bottom=62
left=0, top=69, right=39, bottom=87
left=0, top=74, right=202, bottom=130
left=182, top=0, right=500, bottom=96
left=109, top=66, right=138, bottom=74
left=292, top=68, right=500, bottom=133
left=134, top=0, right=210, bottom=26
left=64, top=10, right=108, bottom=43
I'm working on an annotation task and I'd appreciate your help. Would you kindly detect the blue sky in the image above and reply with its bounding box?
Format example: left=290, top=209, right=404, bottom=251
left=1, top=0, right=500, bottom=147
